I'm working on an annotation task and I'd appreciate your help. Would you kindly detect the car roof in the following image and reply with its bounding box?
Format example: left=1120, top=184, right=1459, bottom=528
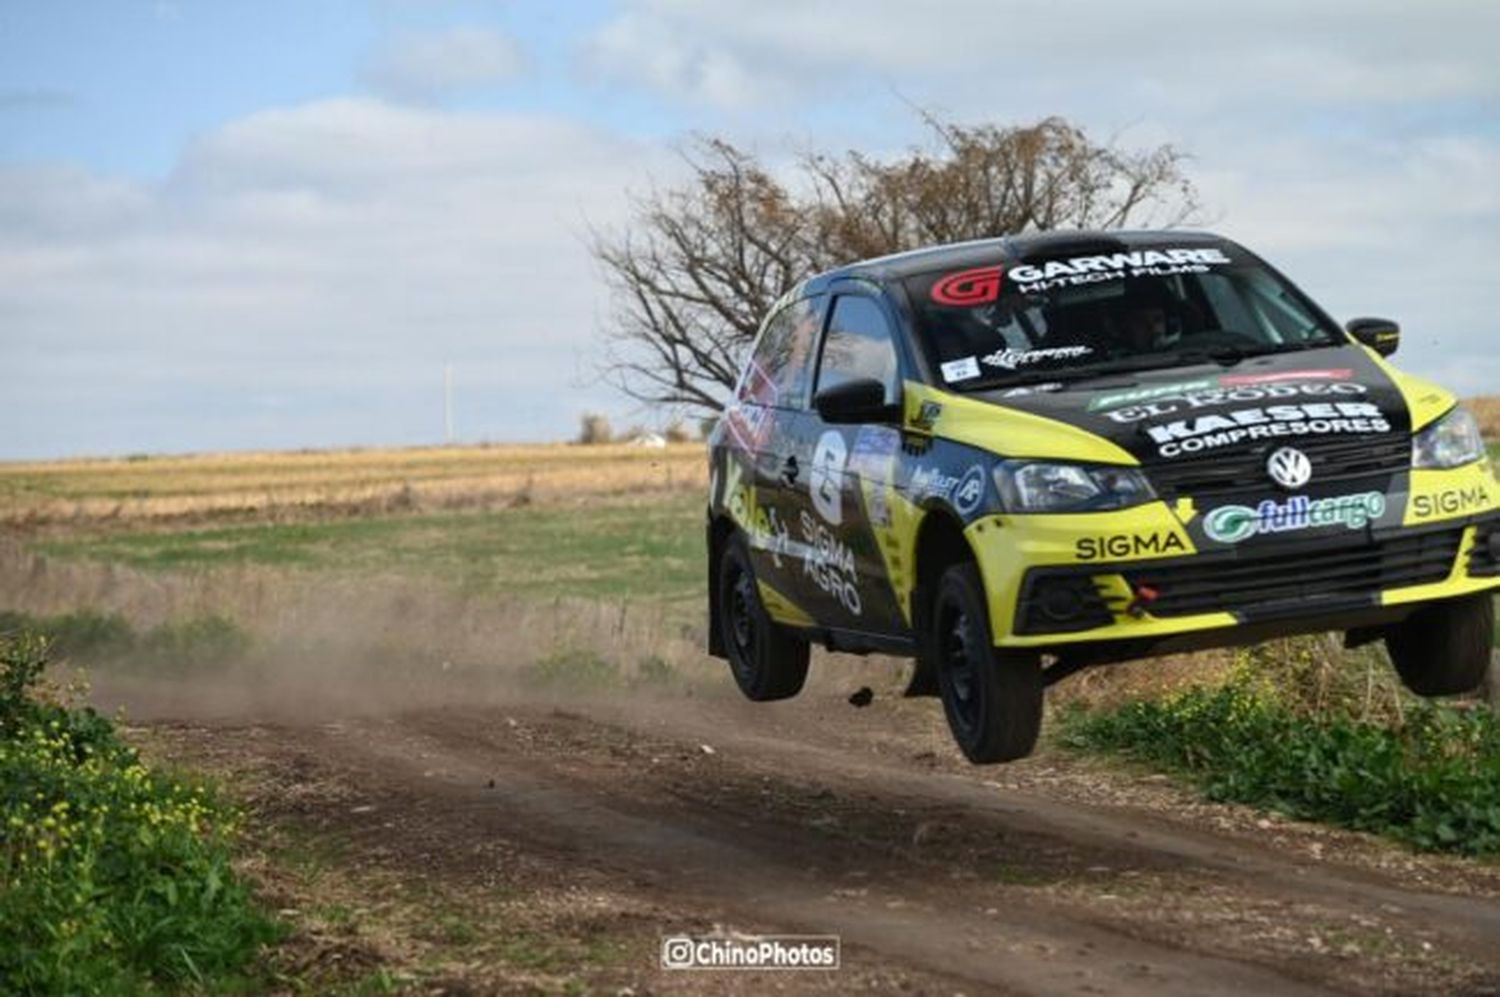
left=802, top=229, right=1237, bottom=295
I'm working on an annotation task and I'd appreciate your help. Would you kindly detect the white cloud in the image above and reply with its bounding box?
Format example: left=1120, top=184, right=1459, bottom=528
left=583, top=0, right=1500, bottom=111
left=0, top=99, right=674, bottom=457
left=361, top=26, right=525, bottom=101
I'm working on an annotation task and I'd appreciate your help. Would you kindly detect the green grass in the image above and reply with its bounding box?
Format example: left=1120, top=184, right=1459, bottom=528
left=1060, top=665, right=1500, bottom=856
left=0, top=632, right=280, bottom=991
left=0, top=609, right=253, bottom=672
left=39, top=494, right=705, bottom=603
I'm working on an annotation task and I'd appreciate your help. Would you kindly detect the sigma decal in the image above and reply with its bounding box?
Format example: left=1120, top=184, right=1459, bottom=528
left=1203, top=492, right=1387, bottom=545
left=982, top=346, right=1092, bottom=370
left=941, top=356, right=981, bottom=382
left=1076, top=532, right=1188, bottom=561
left=1100, top=379, right=1367, bottom=423
left=1009, top=246, right=1231, bottom=293
left=1147, top=402, right=1392, bottom=458
left=799, top=511, right=862, bottom=614
left=1412, top=485, right=1493, bottom=520
left=810, top=430, right=848, bottom=524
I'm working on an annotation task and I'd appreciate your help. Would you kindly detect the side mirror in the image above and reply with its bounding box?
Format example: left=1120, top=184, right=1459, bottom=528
left=814, top=378, right=899, bottom=425
left=1346, top=317, right=1400, bottom=357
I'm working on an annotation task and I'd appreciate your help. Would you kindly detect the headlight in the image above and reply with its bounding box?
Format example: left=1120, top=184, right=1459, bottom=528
left=1412, top=406, right=1484, bottom=469
left=993, top=461, right=1156, bottom=513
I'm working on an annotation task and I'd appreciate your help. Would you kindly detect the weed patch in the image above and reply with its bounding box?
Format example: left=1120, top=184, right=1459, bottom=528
left=1059, top=664, right=1500, bottom=855
left=0, top=608, right=252, bottom=672
left=0, top=631, right=279, bottom=991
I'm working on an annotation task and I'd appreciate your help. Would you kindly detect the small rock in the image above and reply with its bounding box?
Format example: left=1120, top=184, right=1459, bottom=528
left=848, top=686, right=874, bottom=708
left=700, top=743, right=716, bottom=755
left=350, top=805, right=376, bottom=814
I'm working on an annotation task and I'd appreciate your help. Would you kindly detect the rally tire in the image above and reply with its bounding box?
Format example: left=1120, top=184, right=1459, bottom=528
left=930, top=562, right=1043, bottom=764
left=1385, top=593, right=1494, bottom=697
left=717, top=534, right=810, bottom=702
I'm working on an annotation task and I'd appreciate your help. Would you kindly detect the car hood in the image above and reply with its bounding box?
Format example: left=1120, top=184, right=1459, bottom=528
left=956, top=345, right=1425, bottom=469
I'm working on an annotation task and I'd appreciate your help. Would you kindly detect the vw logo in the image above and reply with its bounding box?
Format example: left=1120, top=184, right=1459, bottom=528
left=1266, top=446, right=1313, bottom=491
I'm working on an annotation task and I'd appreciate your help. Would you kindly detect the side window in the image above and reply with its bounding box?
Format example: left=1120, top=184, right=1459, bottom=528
left=817, top=296, right=901, bottom=403
left=737, top=296, right=822, bottom=410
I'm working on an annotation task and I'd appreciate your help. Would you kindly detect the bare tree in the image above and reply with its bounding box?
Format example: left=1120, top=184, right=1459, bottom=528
left=593, top=116, right=1199, bottom=415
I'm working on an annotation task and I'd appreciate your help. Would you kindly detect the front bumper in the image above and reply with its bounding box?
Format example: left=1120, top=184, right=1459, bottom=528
left=968, top=466, right=1500, bottom=649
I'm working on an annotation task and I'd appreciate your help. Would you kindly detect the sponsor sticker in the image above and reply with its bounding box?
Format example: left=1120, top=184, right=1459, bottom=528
left=1100, top=379, right=1369, bottom=424
left=1411, top=485, right=1492, bottom=520
left=810, top=431, right=848, bottom=525
left=1147, top=402, right=1391, bottom=459
left=953, top=465, right=987, bottom=516
left=849, top=426, right=901, bottom=481
left=1219, top=368, right=1353, bottom=387
left=800, top=511, right=861, bottom=615
left=940, top=356, right=981, bottom=382
left=1009, top=246, right=1232, bottom=293
left=1075, top=532, right=1188, bottom=561
left=1203, top=491, right=1386, bottom=545
left=1000, top=382, right=1063, bottom=397
left=931, top=265, right=1004, bottom=306
left=982, top=345, right=1093, bottom=370
left=909, top=465, right=960, bottom=503
left=1088, top=377, right=1219, bottom=412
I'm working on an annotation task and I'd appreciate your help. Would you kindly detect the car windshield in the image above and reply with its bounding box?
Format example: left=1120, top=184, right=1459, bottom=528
left=902, top=242, right=1346, bottom=390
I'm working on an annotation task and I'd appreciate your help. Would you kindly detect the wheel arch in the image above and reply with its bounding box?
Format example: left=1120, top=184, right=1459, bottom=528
left=706, top=512, right=737, bottom=658
left=903, top=509, right=978, bottom=697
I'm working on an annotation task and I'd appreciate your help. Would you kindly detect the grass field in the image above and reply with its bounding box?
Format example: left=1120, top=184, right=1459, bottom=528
left=37, top=492, right=706, bottom=603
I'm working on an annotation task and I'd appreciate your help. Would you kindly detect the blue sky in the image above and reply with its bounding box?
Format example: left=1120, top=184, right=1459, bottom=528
left=2, top=1, right=1498, bottom=459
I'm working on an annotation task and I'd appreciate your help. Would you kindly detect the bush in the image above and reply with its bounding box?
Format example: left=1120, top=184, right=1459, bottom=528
left=1059, top=668, right=1500, bottom=856
left=138, top=614, right=253, bottom=670
left=0, top=609, right=135, bottom=661
left=0, top=632, right=278, bottom=991
left=0, top=609, right=252, bottom=673
left=576, top=413, right=613, bottom=445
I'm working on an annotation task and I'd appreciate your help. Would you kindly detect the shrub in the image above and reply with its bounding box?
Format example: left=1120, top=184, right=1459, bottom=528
left=138, top=614, right=253, bottom=669
left=576, top=413, right=613, bottom=445
left=1059, top=668, right=1500, bottom=856
left=0, top=632, right=278, bottom=991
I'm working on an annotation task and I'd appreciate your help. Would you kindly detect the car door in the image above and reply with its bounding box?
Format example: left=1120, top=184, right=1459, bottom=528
left=718, top=293, right=826, bottom=607
left=787, top=289, right=909, bottom=636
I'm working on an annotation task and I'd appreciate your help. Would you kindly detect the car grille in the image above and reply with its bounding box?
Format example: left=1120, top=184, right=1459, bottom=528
left=1145, top=434, right=1410, bottom=501
left=1470, top=516, right=1500, bottom=577
left=1015, top=525, right=1466, bottom=634
left=1114, top=527, right=1463, bottom=618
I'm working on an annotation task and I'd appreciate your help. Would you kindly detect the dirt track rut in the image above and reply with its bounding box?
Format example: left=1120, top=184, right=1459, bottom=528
left=131, top=687, right=1500, bottom=996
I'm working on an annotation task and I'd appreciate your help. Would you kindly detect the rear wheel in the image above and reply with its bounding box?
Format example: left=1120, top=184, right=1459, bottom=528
left=716, top=534, right=809, bottom=701
left=1385, top=593, right=1493, bottom=696
left=931, top=562, right=1042, bottom=764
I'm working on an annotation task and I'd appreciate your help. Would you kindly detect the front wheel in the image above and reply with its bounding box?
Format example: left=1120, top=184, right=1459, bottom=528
left=716, top=534, right=810, bottom=701
left=931, top=562, right=1043, bottom=764
left=1385, top=593, right=1493, bottom=696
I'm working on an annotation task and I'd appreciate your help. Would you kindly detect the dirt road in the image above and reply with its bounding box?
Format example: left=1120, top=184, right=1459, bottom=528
left=119, top=675, right=1500, bottom=996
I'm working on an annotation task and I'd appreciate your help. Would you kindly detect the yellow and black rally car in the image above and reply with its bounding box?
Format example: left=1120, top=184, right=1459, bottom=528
left=706, top=231, right=1499, bottom=763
